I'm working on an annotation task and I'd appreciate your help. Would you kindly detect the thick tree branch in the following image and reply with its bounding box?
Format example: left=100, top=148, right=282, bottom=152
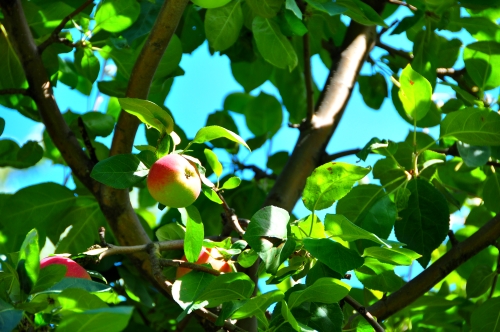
left=367, top=214, right=500, bottom=320
left=264, top=23, right=378, bottom=211
left=38, top=0, right=94, bottom=52
left=344, top=295, right=385, bottom=332
left=0, top=0, right=98, bottom=192
left=0, top=88, right=29, bottom=95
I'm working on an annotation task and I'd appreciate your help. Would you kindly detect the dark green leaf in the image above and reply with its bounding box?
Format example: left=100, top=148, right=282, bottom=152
left=303, top=238, right=364, bottom=275
left=232, top=290, right=284, bottom=322
left=324, top=214, right=392, bottom=247
left=355, top=258, right=404, bottom=293
left=42, top=278, right=112, bottom=293
left=286, top=0, right=302, bottom=19
left=483, top=173, right=500, bottom=213
left=0, top=139, right=43, bottom=169
left=90, top=154, right=149, bottom=189
left=205, top=0, right=243, bottom=51
left=31, top=264, right=66, bottom=294
left=305, top=0, right=346, bottom=16
left=457, top=142, right=490, bottom=167
left=253, top=16, right=298, bottom=71
left=246, top=0, right=283, bottom=18
left=0, top=117, right=4, bottom=136
left=122, top=0, right=162, bottom=43
left=358, top=73, right=388, bottom=110
left=74, top=47, right=100, bottom=83
left=471, top=297, right=500, bottom=332
left=336, top=0, right=387, bottom=27
left=245, top=92, right=282, bottom=137
left=224, top=92, right=255, bottom=114
left=440, top=107, right=500, bottom=146
left=231, top=57, right=273, bottom=92
left=0, top=301, right=23, bottom=332
left=464, top=41, right=500, bottom=90
left=395, top=179, right=449, bottom=267
left=466, top=265, right=496, bottom=298
left=288, top=277, right=350, bottom=309
left=244, top=206, right=289, bottom=247
left=302, top=162, right=371, bottom=211
left=17, top=229, right=39, bottom=294
left=196, top=273, right=255, bottom=307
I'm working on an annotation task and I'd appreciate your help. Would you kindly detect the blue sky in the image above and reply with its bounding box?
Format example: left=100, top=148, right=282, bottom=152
left=0, top=6, right=478, bottom=290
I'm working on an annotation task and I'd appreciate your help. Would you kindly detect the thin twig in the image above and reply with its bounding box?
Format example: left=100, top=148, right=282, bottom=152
left=448, top=230, right=459, bottom=247
left=38, top=0, right=94, bottom=52
left=159, top=259, right=221, bottom=276
left=344, top=295, right=385, bottom=332
left=98, top=226, right=107, bottom=247
left=217, top=191, right=246, bottom=237
left=388, top=0, right=417, bottom=11
left=77, top=117, right=98, bottom=164
left=322, top=148, right=362, bottom=163
left=98, top=236, right=238, bottom=261
left=376, top=40, right=413, bottom=61
left=235, top=162, right=277, bottom=180
left=303, top=32, right=314, bottom=125
left=0, top=88, right=29, bottom=96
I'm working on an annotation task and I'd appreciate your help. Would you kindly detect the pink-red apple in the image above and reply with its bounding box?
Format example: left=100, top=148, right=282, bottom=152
left=147, top=154, right=201, bottom=208
left=40, top=256, right=91, bottom=280
left=176, top=247, right=232, bottom=278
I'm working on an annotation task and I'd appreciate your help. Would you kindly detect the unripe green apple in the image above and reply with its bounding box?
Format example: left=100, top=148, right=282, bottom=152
left=147, top=154, right=201, bottom=208
left=40, top=256, right=91, bottom=280
left=176, top=247, right=232, bottom=278
left=192, top=0, right=231, bottom=9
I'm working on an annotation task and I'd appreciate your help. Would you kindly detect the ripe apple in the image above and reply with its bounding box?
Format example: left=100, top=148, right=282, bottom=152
left=40, top=256, right=91, bottom=280
left=176, top=247, right=232, bottom=278
left=147, top=154, right=201, bottom=208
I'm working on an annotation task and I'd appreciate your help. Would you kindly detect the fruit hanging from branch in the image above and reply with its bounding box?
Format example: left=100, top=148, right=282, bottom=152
left=40, top=256, right=91, bottom=280
left=176, top=247, right=232, bottom=278
left=147, top=153, right=202, bottom=208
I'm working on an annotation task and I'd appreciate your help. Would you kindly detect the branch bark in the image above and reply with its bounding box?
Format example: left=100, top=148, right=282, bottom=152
left=263, top=22, right=377, bottom=211
left=344, top=295, right=385, bottom=332
left=0, top=0, right=98, bottom=193
left=367, top=214, right=500, bottom=320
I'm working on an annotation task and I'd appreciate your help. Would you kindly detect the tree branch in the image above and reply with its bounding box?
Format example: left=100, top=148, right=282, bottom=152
left=159, top=258, right=222, bottom=276
left=0, top=88, right=29, bottom=95
left=263, top=22, right=378, bottom=211
left=388, top=0, right=417, bottom=11
left=0, top=0, right=98, bottom=193
left=367, top=214, right=500, bottom=320
left=37, top=0, right=94, bottom=52
left=344, top=295, right=385, bottom=332
left=77, top=117, right=98, bottom=164
left=218, top=190, right=246, bottom=237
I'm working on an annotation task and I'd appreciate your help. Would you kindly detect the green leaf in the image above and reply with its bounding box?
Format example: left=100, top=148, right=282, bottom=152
left=57, top=307, right=134, bottom=332
left=483, top=173, right=500, bottom=213
left=440, top=107, right=500, bottom=146
left=202, top=185, right=223, bottom=204
left=271, top=67, right=307, bottom=124
left=59, top=288, right=108, bottom=312
left=237, top=249, right=259, bottom=268
left=232, top=290, right=284, bottom=321
left=156, top=222, right=185, bottom=242
left=70, top=112, right=115, bottom=139
left=464, top=41, right=500, bottom=90
left=292, top=214, right=326, bottom=239
left=305, top=0, right=346, bottom=16
left=94, top=0, right=140, bottom=33
left=172, top=271, right=215, bottom=309
left=42, top=278, right=112, bottom=294
left=303, top=238, right=364, bottom=275
left=0, top=302, right=23, bottom=332
left=17, top=229, right=39, bottom=294
left=288, top=277, right=351, bottom=309
left=54, top=197, right=107, bottom=254
left=205, top=0, right=243, bottom=51
left=179, top=206, right=204, bottom=263
left=0, top=139, right=43, bottom=169
left=221, top=176, right=241, bottom=190
left=204, top=149, right=222, bottom=178
left=281, top=300, right=301, bottom=331
left=324, top=214, right=392, bottom=248
left=91, top=154, right=148, bottom=189
left=122, top=0, right=163, bottom=43
left=191, top=125, right=250, bottom=150
left=466, top=265, right=496, bottom=298
left=244, top=206, right=289, bottom=247
left=471, top=297, right=500, bottom=332
left=0, top=117, right=4, bottom=136
left=397, top=64, right=432, bottom=121
left=457, top=142, right=491, bottom=167
left=363, top=247, right=421, bottom=266
left=355, top=258, right=404, bottom=293
left=196, top=273, right=255, bottom=307
left=358, top=73, right=388, bottom=110
left=395, top=179, right=449, bottom=267
left=231, top=57, right=273, bottom=92
left=74, top=48, right=100, bottom=84
left=245, top=92, right=283, bottom=137
left=118, top=98, right=174, bottom=134
left=286, top=0, right=302, bottom=19
left=31, top=264, right=66, bottom=294
left=302, top=162, right=371, bottom=211
left=336, top=0, right=387, bottom=27
left=253, top=16, right=298, bottom=71
left=224, top=92, right=255, bottom=114
left=246, top=0, right=283, bottom=18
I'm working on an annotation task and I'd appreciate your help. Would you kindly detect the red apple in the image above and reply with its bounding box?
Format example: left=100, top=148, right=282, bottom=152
left=40, top=256, right=91, bottom=280
left=147, top=154, right=201, bottom=208
left=176, top=247, right=232, bottom=278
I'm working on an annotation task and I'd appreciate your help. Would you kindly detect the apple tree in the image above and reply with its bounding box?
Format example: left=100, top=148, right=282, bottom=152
left=1, top=0, right=500, bottom=331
